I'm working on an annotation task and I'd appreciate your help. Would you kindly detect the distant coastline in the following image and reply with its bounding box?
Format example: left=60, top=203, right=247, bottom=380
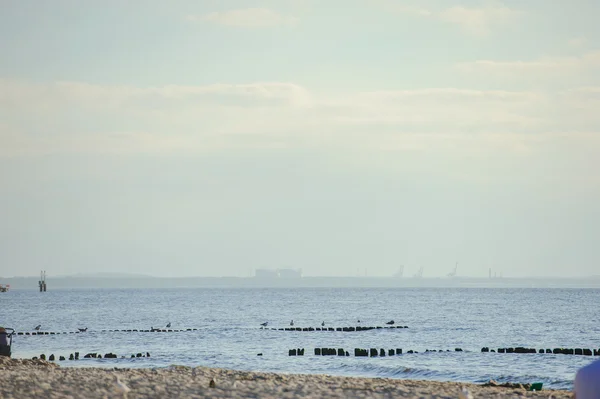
left=1, top=274, right=599, bottom=289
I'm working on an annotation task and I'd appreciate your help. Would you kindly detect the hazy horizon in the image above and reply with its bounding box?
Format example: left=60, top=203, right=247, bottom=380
left=1, top=1, right=599, bottom=279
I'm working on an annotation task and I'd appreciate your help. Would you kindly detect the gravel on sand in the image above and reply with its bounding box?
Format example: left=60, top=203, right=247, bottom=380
left=0, top=356, right=572, bottom=399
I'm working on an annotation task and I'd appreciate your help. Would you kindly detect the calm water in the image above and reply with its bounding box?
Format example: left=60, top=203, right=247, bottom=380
left=2, top=288, right=599, bottom=390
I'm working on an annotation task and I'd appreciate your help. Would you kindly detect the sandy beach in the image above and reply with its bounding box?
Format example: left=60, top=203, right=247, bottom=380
left=0, top=356, right=572, bottom=399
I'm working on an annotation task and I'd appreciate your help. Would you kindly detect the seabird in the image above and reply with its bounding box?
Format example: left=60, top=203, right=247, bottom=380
left=166, top=322, right=171, bottom=328
left=113, top=375, right=131, bottom=398
left=260, top=322, right=268, bottom=327
left=34, top=325, right=41, bottom=331
left=290, top=320, right=294, bottom=326
left=357, top=320, right=361, bottom=324
left=321, top=321, right=325, bottom=327
left=78, top=327, right=87, bottom=332
left=386, top=320, right=395, bottom=325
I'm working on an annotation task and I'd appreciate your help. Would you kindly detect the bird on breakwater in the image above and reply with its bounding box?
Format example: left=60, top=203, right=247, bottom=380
left=321, top=321, right=325, bottom=327
left=386, top=320, right=395, bottom=325
left=260, top=322, right=268, bottom=327
left=113, top=375, right=131, bottom=398
left=34, top=325, right=41, bottom=331
left=78, top=327, right=87, bottom=332
left=166, top=322, right=171, bottom=328
left=290, top=320, right=294, bottom=326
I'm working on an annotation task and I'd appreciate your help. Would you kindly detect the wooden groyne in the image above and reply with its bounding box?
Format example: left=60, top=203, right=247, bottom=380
left=262, top=326, right=409, bottom=332
left=15, top=329, right=200, bottom=336
left=33, top=351, right=151, bottom=361
left=288, top=346, right=600, bottom=357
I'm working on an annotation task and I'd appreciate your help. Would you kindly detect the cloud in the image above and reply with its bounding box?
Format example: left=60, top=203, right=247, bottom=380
left=439, top=4, right=521, bottom=36
left=1, top=80, right=599, bottom=157
left=456, top=51, right=600, bottom=74
left=186, top=8, right=298, bottom=28
left=569, top=37, right=587, bottom=48
left=374, top=1, right=520, bottom=35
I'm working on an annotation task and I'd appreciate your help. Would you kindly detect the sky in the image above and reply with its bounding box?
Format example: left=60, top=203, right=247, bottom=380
left=1, top=0, right=599, bottom=278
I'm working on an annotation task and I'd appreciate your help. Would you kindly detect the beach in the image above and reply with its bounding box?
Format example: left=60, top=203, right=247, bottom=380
left=0, top=357, right=572, bottom=399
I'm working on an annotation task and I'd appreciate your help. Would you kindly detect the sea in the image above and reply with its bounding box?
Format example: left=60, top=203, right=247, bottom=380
left=2, top=287, right=599, bottom=390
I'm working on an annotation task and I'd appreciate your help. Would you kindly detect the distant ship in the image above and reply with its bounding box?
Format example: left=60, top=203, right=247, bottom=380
left=393, top=265, right=404, bottom=278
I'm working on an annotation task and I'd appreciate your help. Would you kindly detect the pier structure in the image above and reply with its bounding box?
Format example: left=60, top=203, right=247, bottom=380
left=39, top=270, right=47, bottom=292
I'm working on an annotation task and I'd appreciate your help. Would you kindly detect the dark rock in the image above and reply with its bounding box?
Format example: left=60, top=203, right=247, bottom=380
left=583, top=349, right=592, bottom=356
left=379, top=349, right=385, bottom=357
left=298, top=348, right=304, bottom=356
left=546, top=349, right=552, bottom=353
left=289, top=349, right=297, bottom=356
left=336, top=328, right=342, bottom=332
left=455, top=348, right=463, bottom=352
left=69, top=354, right=74, bottom=360
left=40, top=354, right=46, bottom=360
left=370, top=348, right=378, bottom=357
left=337, top=348, right=344, bottom=356
left=75, top=352, right=79, bottom=359
left=553, top=348, right=561, bottom=354
left=481, top=347, right=489, bottom=352
left=575, top=348, right=583, bottom=355
left=49, top=354, right=55, bottom=361
left=315, top=348, right=321, bottom=355
left=136, top=353, right=142, bottom=357
left=506, top=348, right=514, bottom=353
left=498, top=348, right=506, bottom=353
left=396, top=348, right=402, bottom=355
left=257, top=353, right=262, bottom=356
left=389, top=349, right=395, bottom=356
left=407, top=350, right=414, bottom=354
left=59, top=356, right=65, bottom=361
left=345, top=351, right=349, bottom=356
left=538, top=349, right=544, bottom=354
left=84, top=354, right=92, bottom=359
